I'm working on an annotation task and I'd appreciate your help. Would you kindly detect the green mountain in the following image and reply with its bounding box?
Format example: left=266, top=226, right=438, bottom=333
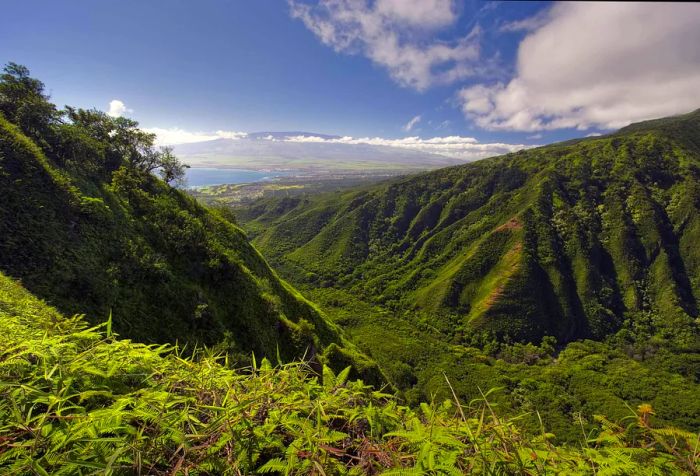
left=1, top=65, right=699, bottom=471
left=0, top=64, right=379, bottom=381
left=241, top=109, right=700, bottom=345
left=233, top=111, right=700, bottom=445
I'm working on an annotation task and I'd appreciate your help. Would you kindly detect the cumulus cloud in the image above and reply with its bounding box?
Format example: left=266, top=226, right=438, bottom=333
left=288, top=0, right=481, bottom=90
left=107, top=99, right=132, bottom=117
left=281, top=133, right=530, bottom=160
left=460, top=3, right=700, bottom=131
left=403, top=114, right=421, bottom=131
left=143, top=127, right=248, bottom=146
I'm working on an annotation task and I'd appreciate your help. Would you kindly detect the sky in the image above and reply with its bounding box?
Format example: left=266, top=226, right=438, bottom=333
left=2, top=1, right=700, bottom=160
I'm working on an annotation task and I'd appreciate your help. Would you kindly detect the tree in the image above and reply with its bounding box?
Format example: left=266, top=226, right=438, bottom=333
left=57, top=107, right=154, bottom=175
left=0, top=62, right=58, bottom=142
left=61, top=107, right=188, bottom=184
left=1, top=63, right=188, bottom=187
left=157, top=146, right=189, bottom=186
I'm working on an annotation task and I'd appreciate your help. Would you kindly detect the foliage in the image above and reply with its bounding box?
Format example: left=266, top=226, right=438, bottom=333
left=298, top=286, right=700, bottom=444
left=0, top=62, right=58, bottom=144
left=238, top=110, right=700, bottom=444
left=2, top=63, right=700, bottom=473
left=0, top=273, right=697, bottom=475
left=157, top=145, right=190, bottom=185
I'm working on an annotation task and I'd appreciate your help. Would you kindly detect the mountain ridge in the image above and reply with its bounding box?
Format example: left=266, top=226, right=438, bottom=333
left=239, top=109, right=700, bottom=345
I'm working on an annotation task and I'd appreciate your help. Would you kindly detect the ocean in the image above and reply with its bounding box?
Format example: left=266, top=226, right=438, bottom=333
left=185, top=167, right=285, bottom=187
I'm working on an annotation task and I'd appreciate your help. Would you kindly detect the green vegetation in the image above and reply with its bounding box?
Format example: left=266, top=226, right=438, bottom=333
left=1, top=272, right=698, bottom=474
left=298, top=287, right=700, bottom=444
left=190, top=176, right=395, bottom=209
left=0, top=62, right=377, bottom=375
left=242, top=113, right=700, bottom=344
left=239, top=109, right=700, bottom=443
left=1, top=64, right=700, bottom=473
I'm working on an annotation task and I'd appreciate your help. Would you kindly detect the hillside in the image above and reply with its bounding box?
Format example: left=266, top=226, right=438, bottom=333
left=0, top=270, right=697, bottom=474
left=241, top=110, right=700, bottom=346
left=0, top=64, right=379, bottom=379
left=237, top=111, right=700, bottom=442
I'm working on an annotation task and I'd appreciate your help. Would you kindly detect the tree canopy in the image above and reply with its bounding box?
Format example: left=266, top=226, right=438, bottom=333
left=0, top=62, right=188, bottom=184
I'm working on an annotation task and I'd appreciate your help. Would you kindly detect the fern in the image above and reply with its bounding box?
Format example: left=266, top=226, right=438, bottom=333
left=0, top=273, right=698, bottom=475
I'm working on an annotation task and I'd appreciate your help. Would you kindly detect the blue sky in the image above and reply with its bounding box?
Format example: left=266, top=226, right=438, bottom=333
left=2, top=1, right=699, bottom=159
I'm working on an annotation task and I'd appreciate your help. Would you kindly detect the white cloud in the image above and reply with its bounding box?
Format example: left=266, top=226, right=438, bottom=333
left=460, top=3, right=700, bottom=131
left=143, top=127, right=248, bottom=146
left=107, top=99, right=132, bottom=118
left=281, top=133, right=530, bottom=161
left=215, top=130, right=249, bottom=140
left=403, top=114, right=421, bottom=131
left=498, top=10, right=549, bottom=33
left=586, top=132, right=602, bottom=137
left=527, top=133, right=542, bottom=140
left=146, top=125, right=532, bottom=161
left=288, top=0, right=481, bottom=91
left=375, top=0, right=457, bottom=28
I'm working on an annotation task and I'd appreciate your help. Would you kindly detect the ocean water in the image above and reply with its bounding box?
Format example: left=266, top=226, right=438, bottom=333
left=185, top=167, right=283, bottom=187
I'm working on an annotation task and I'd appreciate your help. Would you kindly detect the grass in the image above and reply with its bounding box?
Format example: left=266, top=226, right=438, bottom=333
left=239, top=116, right=700, bottom=421
left=2, top=66, right=700, bottom=474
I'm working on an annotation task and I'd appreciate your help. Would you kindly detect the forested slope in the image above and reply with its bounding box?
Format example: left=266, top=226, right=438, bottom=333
left=0, top=63, right=378, bottom=377
left=242, top=110, right=700, bottom=345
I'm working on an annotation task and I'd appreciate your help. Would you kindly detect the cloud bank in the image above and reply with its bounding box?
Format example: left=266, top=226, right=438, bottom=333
left=143, top=127, right=248, bottom=146
left=288, top=0, right=481, bottom=91
left=277, top=133, right=529, bottom=160
left=148, top=126, right=531, bottom=162
left=460, top=3, right=700, bottom=131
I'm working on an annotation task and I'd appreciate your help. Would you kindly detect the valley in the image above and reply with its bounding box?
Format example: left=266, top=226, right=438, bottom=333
left=3, top=1, right=700, bottom=473
left=0, top=63, right=698, bottom=474
left=234, top=109, right=700, bottom=443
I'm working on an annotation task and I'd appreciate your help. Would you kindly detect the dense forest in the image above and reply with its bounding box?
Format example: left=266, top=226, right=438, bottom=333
left=0, top=64, right=698, bottom=474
